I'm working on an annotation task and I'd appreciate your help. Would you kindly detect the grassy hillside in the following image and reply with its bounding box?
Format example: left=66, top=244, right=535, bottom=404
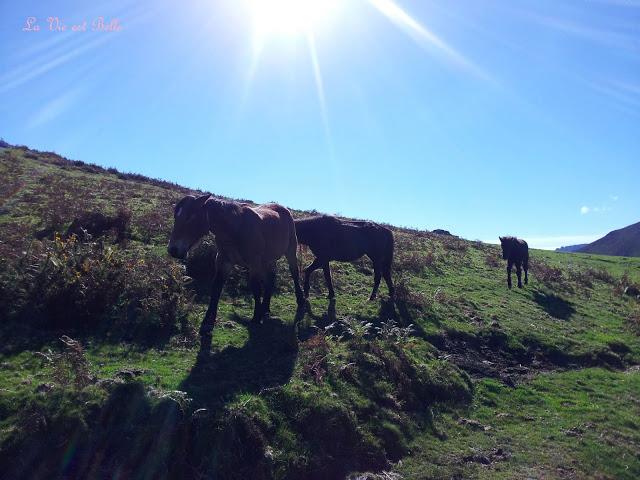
left=1, top=145, right=639, bottom=479
left=579, top=221, right=640, bottom=258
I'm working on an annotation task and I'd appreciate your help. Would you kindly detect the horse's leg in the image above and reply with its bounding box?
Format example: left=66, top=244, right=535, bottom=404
left=286, top=247, right=305, bottom=305
left=506, top=261, right=513, bottom=289
left=322, top=262, right=335, bottom=299
left=262, top=264, right=277, bottom=319
left=516, top=262, right=523, bottom=289
left=383, top=266, right=395, bottom=299
left=370, top=261, right=382, bottom=301
left=303, top=257, right=323, bottom=299
left=524, top=257, right=529, bottom=285
left=249, top=269, right=264, bottom=323
left=200, top=256, right=231, bottom=352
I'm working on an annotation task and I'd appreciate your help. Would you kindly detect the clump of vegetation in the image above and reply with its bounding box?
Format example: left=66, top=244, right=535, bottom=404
left=627, top=308, right=640, bottom=335
left=394, top=249, right=438, bottom=274
left=135, top=205, right=172, bottom=244
left=374, top=319, right=415, bottom=345
left=394, top=274, right=430, bottom=310
left=299, top=332, right=330, bottom=384
left=65, top=208, right=132, bottom=243
left=1, top=233, right=193, bottom=341
left=484, top=253, right=501, bottom=268
left=567, top=266, right=594, bottom=289
left=36, top=336, right=94, bottom=389
left=441, top=237, right=468, bottom=254
left=530, top=259, right=567, bottom=289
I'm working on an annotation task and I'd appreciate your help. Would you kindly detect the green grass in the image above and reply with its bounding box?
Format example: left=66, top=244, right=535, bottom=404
left=400, top=367, right=640, bottom=479
left=1, top=146, right=639, bottom=479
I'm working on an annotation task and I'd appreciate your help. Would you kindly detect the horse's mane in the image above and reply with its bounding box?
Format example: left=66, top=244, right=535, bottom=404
left=206, top=198, right=242, bottom=214
left=501, top=236, right=527, bottom=246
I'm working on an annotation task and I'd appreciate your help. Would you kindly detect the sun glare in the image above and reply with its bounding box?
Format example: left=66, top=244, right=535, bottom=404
left=248, top=0, right=340, bottom=39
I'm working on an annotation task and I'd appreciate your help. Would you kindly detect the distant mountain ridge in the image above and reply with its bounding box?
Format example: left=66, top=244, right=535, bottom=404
left=555, top=244, right=588, bottom=253
left=578, top=221, right=640, bottom=257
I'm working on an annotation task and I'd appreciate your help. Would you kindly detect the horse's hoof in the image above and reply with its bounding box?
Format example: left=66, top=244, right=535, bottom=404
left=368, top=295, right=377, bottom=302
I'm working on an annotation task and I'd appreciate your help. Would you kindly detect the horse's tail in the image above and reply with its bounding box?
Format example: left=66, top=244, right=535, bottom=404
left=381, top=227, right=394, bottom=272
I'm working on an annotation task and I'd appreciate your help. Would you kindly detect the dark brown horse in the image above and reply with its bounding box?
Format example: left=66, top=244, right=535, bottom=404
left=499, top=236, right=529, bottom=289
left=295, top=215, right=394, bottom=300
left=168, top=195, right=304, bottom=351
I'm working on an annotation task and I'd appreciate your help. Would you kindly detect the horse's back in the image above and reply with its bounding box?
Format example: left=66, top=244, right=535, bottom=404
left=244, top=203, right=295, bottom=259
left=251, top=203, right=293, bottom=225
left=509, top=238, right=529, bottom=262
left=296, top=216, right=393, bottom=263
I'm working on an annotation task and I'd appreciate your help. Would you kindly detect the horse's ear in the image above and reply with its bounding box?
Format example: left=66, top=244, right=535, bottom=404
left=499, top=236, right=504, bottom=242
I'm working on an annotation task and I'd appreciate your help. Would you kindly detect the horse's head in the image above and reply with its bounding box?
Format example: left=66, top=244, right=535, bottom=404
left=168, top=194, right=211, bottom=259
left=499, top=236, right=511, bottom=260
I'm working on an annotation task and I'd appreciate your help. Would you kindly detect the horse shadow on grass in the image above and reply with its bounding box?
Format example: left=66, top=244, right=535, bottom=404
left=302, top=297, right=433, bottom=340
left=533, top=291, right=576, bottom=320
left=299, top=299, right=338, bottom=340
left=179, top=308, right=305, bottom=410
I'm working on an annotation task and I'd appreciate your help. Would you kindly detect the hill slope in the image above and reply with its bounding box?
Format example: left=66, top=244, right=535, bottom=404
left=1, top=145, right=640, bottom=479
left=579, top=221, right=640, bottom=257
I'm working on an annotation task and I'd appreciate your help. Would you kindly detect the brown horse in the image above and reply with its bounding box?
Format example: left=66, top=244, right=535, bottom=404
left=499, top=236, right=529, bottom=289
left=168, top=194, right=304, bottom=351
left=295, top=215, right=394, bottom=300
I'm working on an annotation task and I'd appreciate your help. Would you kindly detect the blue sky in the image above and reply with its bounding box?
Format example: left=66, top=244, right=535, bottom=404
left=1, top=0, right=638, bottom=249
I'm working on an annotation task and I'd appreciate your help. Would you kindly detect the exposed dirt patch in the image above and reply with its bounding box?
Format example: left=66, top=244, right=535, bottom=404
left=429, top=329, right=635, bottom=386
left=462, top=446, right=511, bottom=465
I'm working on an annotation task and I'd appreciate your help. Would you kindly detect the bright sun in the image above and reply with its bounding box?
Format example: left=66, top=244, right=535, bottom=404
left=248, top=0, right=341, bottom=38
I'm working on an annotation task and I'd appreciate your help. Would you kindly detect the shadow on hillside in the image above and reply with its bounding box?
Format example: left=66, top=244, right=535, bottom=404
left=533, top=291, right=576, bottom=320
left=0, top=319, right=178, bottom=356
left=180, top=309, right=304, bottom=410
left=301, top=299, right=338, bottom=338
left=301, top=297, right=432, bottom=340
left=378, top=299, right=433, bottom=338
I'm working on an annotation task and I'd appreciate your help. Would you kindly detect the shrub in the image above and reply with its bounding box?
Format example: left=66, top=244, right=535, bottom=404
left=530, top=259, right=568, bottom=290
left=135, top=207, right=170, bottom=244
left=440, top=237, right=468, bottom=254
left=65, top=207, right=131, bottom=243
left=485, top=253, right=501, bottom=268
left=394, top=275, right=430, bottom=310
left=299, top=333, right=330, bottom=384
left=3, top=234, right=193, bottom=340
left=394, top=249, right=437, bottom=274
left=374, top=319, right=415, bottom=345
left=613, top=272, right=640, bottom=299
left=36, top=336, right=94, bottom=389
left=627, top=308, right=640, bottom=335
left=567, top=267, right=593, bottom=289
left=587, top=268, right=615, bottom=285
left=12, top=234, right=126, bottom=329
